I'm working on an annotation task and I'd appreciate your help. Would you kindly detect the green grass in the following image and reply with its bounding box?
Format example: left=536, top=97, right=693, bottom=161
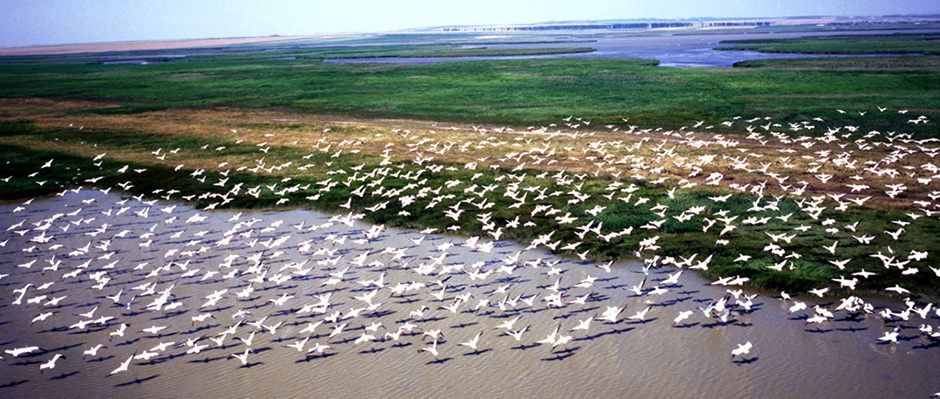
left=734, top=56, right=940, bottom=70
left=0, top=55, right=937, bottom=136
left=719, top=33, right=940, bottom=55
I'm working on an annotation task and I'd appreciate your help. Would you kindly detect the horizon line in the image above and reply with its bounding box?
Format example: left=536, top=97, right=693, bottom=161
left=3, top=13, right=938, bottom=53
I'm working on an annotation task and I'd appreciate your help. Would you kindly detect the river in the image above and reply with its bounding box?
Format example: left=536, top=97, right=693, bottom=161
left=1, top=190, right=937, bottom=398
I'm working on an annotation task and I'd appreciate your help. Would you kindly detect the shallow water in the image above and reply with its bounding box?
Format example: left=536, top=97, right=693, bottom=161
left=325, top=29, right=940, bottom=67
left=1, top=191, right=938, bottom=398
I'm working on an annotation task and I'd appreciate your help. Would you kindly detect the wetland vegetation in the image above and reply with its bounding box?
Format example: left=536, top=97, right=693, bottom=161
left=719, top=32, right=940, bottom=55
left=1, top=29, right=939, bottom=297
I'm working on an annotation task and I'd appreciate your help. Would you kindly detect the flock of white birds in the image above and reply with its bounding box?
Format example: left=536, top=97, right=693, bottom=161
left=1, top=108, right=939, bottom=395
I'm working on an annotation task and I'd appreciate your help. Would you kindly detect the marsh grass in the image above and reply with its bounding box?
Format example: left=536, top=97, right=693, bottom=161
left=719, top=33, right=940, bottom=55
left=1, top=54, right=936, bottom=135
left=2, top=119, right=938, bottom=297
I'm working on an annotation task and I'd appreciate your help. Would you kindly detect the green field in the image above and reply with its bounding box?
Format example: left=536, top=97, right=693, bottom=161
left=719, top=32, right=940, bottom=55
left=0, top=53, right=937, bottom=135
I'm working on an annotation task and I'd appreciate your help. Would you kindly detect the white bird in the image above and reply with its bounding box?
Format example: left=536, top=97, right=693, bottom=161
left=494, top=316, right=521, bottom=331
left=878, top=326, right=901, bottom=343
left=536, top=325, right=560, bottom=345
left=229, top=348, right=252, bottom=366
left=261, top=320, right=284, bottom=335
left=31, top=311, right=54, bottom=325
left=660, top=270, right=683, bottom=286
left=853, top=269, right=877, bottom=279
left=39, top=353, right=65, bottom=374
left=552, top=334, right=573, bottom=350
left=418, top=339, right=440, bottom=358
left=828, top=259, right=851, bottom=270
left=109, top=323, right=129, bottom=341
left=572, top=316, right=594, bottom=332
left=731, top=341, right=752, bottom=358
left=788, top=301, right=807, bottom=314
left=238, top=331, right=257, bottom=347
left=354, top=332, right=377, bottom=345
left=83, top=344, right=106, bottom=359
left=141, top=325, right=168, bottom=335
left=422, top=329, right=445, bottom=342
left=307, top=342, right=330, bottom=355
left=299, top=321, right=323, bottom=335
left=76, top=305, right=99, bottom=319
left=328, top=323, right=347, bottom=342
left=285, top=337, right=310, bottom=352
left=133, top=350, right=160, bottom=361
left=5, top=346, right=40, bottom=357
left=885, top=285, right=911, bottom=295
left=808, top=287, right=830, bottom=298
left=459, top=331, right=484, bottom=352
left=627, top=305, right=652, bottom=321
left=598, top=305, right=624, bottom=323
left=505, top=325, right=529, bottom=341
left=673, top=310, right=694, bottom=326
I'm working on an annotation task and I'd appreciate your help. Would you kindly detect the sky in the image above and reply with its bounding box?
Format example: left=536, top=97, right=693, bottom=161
left=2, top=0, right=939, bottom=47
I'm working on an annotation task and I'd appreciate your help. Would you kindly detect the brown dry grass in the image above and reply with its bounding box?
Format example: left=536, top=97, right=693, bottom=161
left=1, top=98, right=934, bottom=210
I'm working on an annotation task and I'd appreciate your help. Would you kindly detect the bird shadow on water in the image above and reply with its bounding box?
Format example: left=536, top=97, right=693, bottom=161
left=188, top=354, right=226, bottom=364
left=50, top=370, right=80, bottom=380
left=46, top=342, right=84, bottom=352
left=700, top=321, right=737, bottom=329
left=588, top=326, right=634, bottom=339
left=38, top=326, right=70, bottom=334
left=912, top=341, right=940, bottom=351
left=450, top=321, right=478, bottom=329
left=732, top=357, right=759, bottom=365
left=88, top=355, right=116, bottom=363
left=295, top=352, right=337, bottom=363
left=552, top=313, right=576, bottom=321
left=541, top=347, right=579, bottom=361
left=461, top=348, right=493, bottom=357
left=181, top=323, right=219, bottom=335
left=835, top=326, right=868, bottom=333
left=0, top=380, right=29, bottom=389
left=114, top=374, right=160, bottom=387
left=239, top=361, right=263, bottom=369
left=252, top=346, right=273, bottom=355
left=151, top=310, right=187, bottom=320
left=425, top=357, right=453, bottom=365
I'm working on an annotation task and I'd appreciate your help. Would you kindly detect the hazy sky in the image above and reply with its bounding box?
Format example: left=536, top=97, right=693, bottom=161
left=3, top=0, right=938, bottom=47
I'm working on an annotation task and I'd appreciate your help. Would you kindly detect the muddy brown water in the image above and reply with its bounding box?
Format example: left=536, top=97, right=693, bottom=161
left=1, top=190, right=937, bottom=398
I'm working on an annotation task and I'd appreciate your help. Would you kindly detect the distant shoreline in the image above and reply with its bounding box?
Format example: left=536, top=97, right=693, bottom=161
left=0, top=35, right=314, bottom=56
